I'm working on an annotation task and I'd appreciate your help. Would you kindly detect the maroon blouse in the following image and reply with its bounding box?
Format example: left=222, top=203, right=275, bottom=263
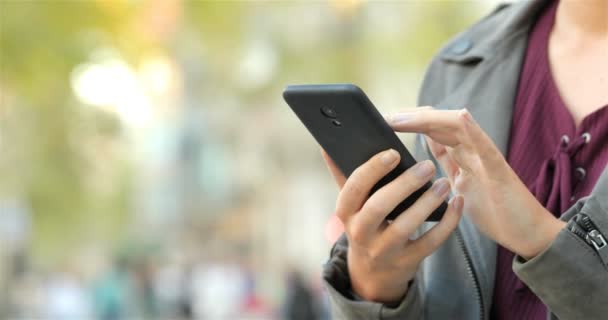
left=490, top=1, right=608, bottom=319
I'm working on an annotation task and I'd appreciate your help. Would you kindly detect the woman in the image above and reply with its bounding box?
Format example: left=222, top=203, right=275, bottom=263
left=322, top=0, right=607, bottom=319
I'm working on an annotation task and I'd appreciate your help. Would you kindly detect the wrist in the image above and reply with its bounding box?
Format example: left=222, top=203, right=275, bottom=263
left=518, top=211, right=567, bottom=260
left=351, top=276, right=409, bottom=305
left=347, top=254, right=412, bottom=304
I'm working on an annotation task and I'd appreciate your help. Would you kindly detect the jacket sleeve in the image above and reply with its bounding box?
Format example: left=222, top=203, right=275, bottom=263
left=513, top=170, right=608, bottom=320
left=322, top=233, right=425, bottom=319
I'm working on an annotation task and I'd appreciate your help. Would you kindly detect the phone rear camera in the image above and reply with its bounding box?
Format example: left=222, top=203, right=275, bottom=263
left=320, top=106, right=337, bottom=118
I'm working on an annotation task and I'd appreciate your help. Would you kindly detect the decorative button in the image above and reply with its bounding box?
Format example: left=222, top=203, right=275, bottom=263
left=561, top=134, right=570, bottom=146
left=450, top=39, right=473, bottom=55
left=582, top=132, right=591, bottom=144
left=575, top=167, right=586, bottom=181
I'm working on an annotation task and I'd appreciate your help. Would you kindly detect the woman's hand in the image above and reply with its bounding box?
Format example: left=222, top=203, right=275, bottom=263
left=321, top=149, right=464, bottom=304
left=388, top=108, right=566, bottom=259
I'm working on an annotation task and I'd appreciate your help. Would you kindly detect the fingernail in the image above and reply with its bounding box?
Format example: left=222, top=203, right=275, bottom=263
left=432, top=179, right=450, bottom=196
left=413, top=160, right=434, bottom=178
left=459, top=108, right=475, bottom=123
left=450, top=195, right=464, bottom=211
left=381, top=149, right=399, bottom=165
left=389, top=112, right=414, bottom=125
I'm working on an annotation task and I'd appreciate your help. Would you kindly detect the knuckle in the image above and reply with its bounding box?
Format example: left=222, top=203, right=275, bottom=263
left=422, top=236, right=440, bottom=253
left=343, top=179, right=365, bottom=199
left=351, top=239, right=390, bottom=273
left=433, top=145, right=448, bottom=159
left=454, top=173, right=470, bottom=191
left=363, top=200, right=387, bottom=218
left=367, top=247, right=383, bottom=264
left=335, top=208, right=348, bottom=223
left=386, top=222, right=408, bottom=241
left=348, top=221, right=366, bottom=244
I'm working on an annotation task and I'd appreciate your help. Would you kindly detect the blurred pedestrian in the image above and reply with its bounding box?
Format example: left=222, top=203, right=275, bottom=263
left=91, top=257, right=132, bottom=320
left=191, top=260, right=246, bottom=319
left=44, top=269, right=93, bottom=320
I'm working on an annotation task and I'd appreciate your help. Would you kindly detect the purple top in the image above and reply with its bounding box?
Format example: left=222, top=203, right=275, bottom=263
left=490, top=1, right=608, bottom=319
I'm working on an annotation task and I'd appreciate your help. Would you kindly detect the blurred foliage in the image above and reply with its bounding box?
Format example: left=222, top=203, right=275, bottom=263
left=0, top=0, right=484, bottom=264
left=0, top=0, right=143, bottom=263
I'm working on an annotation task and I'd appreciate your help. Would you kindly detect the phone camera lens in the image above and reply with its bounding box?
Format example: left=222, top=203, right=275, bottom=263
left=320, top=106, right=337, bottom=118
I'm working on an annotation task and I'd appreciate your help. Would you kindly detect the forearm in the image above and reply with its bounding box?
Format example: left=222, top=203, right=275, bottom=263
left=513, top=195, right=608, bottom=320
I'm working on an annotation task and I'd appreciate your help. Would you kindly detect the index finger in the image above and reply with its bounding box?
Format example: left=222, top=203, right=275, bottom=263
left=387, top=108, right=466, bottom=147
left=388, top=108, right=502, bottom=168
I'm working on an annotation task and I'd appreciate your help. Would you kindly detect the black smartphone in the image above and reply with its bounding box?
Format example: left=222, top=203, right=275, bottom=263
left=283, top=83, right=446, bottom=221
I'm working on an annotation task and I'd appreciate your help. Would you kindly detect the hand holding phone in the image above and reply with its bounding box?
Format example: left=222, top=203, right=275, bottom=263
left=283, top=84, right=465, bottom=303
left=321, top=146, right=464, bottom=303
left=283, top=83, right=446, bottom=221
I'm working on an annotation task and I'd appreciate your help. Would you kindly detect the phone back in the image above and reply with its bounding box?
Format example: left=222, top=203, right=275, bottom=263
left=283, top=84, right=445, bottom=221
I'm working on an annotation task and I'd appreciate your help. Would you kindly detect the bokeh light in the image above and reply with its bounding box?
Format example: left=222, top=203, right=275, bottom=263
left=1, top=1, right=502, bottom=319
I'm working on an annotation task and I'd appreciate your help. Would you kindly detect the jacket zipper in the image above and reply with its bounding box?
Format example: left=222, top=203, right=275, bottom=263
left=569, top=213, right=608, bottom=264
left=456, top=229, right=484, bottom=320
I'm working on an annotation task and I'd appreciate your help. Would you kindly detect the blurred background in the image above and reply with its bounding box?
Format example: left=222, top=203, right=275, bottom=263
left=1, top=0, right=502, bottom=319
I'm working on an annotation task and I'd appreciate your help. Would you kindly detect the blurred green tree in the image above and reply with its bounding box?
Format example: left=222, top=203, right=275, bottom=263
left=0, top=0, right=143, bottom=263
left=0, top=0, right=483, bottom=265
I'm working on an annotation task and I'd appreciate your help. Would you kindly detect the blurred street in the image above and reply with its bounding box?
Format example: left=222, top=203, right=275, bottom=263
left=0, top=0, right=498, bottom=319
